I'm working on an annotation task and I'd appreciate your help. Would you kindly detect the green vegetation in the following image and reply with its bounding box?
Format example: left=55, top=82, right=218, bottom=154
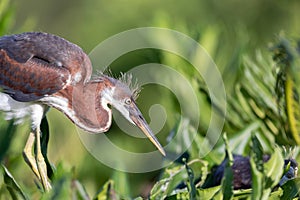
left=1, top=0, right=300, bottom=199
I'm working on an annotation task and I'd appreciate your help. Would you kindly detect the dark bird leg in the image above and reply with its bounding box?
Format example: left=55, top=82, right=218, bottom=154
left=23, top=128, right=51, bottom=191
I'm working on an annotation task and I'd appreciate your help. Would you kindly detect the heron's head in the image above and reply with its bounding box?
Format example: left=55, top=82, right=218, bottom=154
left=101, top=74, right=165, bottom=156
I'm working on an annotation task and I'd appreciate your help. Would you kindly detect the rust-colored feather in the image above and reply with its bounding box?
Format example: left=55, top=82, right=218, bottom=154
left=0, top=32, right=92, bottom=102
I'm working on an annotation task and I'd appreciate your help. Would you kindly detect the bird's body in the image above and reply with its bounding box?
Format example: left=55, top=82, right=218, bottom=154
left=0, top=79, right=111, bottom=133
left=0, top=32, right=92, bottom=130
left=0, top=32, right=165, bottom=191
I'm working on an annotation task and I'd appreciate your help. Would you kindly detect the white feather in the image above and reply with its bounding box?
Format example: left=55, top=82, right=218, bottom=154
left=0, top=93, right=46, bottom=128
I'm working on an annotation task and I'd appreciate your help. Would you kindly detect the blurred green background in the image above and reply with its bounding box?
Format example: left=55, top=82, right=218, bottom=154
left=1, top=0, right=300, bottom=198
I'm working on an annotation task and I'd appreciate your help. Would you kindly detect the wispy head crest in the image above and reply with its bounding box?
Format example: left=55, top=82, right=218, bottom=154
left=102, top=68, right=114, bottom=78
left=92, top=68, right=115, bottom=81
left=119, top=72, right=141, bottom=100
left=92, top=70, right=141, bottom=100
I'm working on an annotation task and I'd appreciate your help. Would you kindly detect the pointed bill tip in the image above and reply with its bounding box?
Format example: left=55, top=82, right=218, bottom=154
left=159, top=146, right=166, bottom=157
left=130, top=106, right=166, bottom=156
left=147, top=134, right=166, bottom=156
left=140, top=125, right=166, bottom=156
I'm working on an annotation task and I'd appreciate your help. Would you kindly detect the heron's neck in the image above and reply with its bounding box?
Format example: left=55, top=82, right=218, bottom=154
left=43, top=82, right=113, bottom=133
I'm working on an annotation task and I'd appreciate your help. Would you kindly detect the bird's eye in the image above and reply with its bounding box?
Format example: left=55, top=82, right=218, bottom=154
left=125, top=98, right=132, bottom=105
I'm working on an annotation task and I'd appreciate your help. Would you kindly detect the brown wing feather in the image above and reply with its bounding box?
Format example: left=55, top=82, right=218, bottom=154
left=0, top=32, right=92, bottom=102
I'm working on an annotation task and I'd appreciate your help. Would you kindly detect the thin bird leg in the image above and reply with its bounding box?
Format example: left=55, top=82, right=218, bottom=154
left=23, top=131, right=41, bottom=181
left=35, top=126, right=52, bottom=191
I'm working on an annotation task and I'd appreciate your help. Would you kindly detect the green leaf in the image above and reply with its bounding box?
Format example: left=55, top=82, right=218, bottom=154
left=111, top=170, right=130, bottom=198
left=94, top=180, right=118, bottom=200
left=227, top=121, right=260, bottom=155
left=198, top=186, right=221, bottom=199
left=1, top=165, right=29, bottom=200
left=273, top=37, right=300, bottom=145
left=150, top=159, right=208, bottom=199
left=150, top=177, right=170, bottom=200
left=249, top=135, right=284, bottom=200
left=165, top=186, right=221, bottom=200
left=72, top=180, right=90, bottom=200
left=40, top=163, right=91, bottom=200
left=250, top=134, right=264, bottom=200
left=233, top=189, right=252, bottom=199
left=221, top=133, right=233, bottom=200
left=40, top=116, right=55, bottom=179
left=183, top=158, right=197, bottom=200
left=281, top=177, right=300, bottom=199
left=40, top=163, right=72, bottom=200
left=263, top=147, right=284, bottom=189
left=0, top=120, right=16, bottom=162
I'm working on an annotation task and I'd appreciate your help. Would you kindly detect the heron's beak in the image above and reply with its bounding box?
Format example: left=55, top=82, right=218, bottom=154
left=129, top=103, right=166, bottom=156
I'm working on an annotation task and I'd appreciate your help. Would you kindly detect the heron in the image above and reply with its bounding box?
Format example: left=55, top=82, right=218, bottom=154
left=0, top=32, right=165, bottom=191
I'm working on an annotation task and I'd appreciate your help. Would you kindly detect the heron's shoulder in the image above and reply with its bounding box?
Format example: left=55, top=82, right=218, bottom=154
left=0, top=32, right=86, bottom=63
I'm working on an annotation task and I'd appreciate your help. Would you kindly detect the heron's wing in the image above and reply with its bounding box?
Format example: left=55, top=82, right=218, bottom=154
left=0, top=48, right=70, bottom=102
left=0, top=32, right=92, bottom=102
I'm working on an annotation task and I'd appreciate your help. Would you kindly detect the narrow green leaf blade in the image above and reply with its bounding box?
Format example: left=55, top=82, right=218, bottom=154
left=0, top=120, right=16, bottom=162
left=94, top=180, right=118, bottom=200
left=250, top=134, right=264, bottom=200
left=40, top=116, right=55, bottom=179
left=183, top=159, right=197, bottom=200
left=72, top=180, right=90, bottom=200
left=2, top=165, right=29, bottom=200
left=220, top=133, right=234, bottom=200
left=111, top=170, right=130, bottom=198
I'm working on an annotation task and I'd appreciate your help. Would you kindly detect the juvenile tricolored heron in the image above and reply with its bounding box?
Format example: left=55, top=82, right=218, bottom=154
left=0, top=32, right=165, bottom=191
